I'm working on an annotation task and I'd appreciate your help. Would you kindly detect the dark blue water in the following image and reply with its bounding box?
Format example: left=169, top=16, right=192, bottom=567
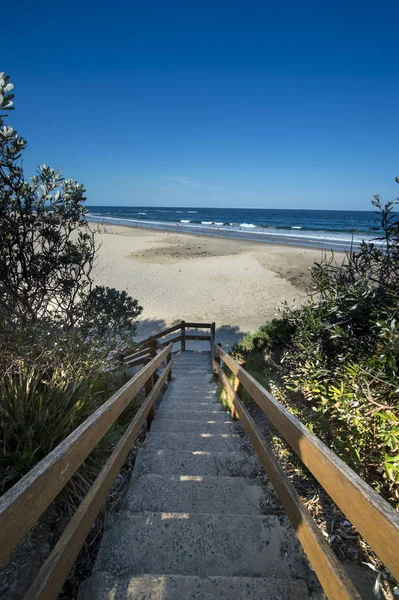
left=86, top=206, right=385, bottom=251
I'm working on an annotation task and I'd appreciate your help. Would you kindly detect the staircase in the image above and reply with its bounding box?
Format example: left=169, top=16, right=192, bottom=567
left=79, top=350, right=312, bottom=599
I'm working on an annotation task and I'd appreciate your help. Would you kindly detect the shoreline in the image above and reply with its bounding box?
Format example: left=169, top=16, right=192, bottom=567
left=88, top=217, right=352, bottom=252
left=90, top=224, right=342, bottom=349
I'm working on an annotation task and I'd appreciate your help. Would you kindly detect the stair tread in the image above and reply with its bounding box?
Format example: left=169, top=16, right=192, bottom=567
left=94, top=512, right=310, bottom=580
left=124, top=473, right=262, bottom=514
left=151, top=418, right=232, bottom=434
left=146, top=431, right=242, bottom=453
left=134, top=448, right=262, bottom=477
left=79, top=573, right=310, bottom=599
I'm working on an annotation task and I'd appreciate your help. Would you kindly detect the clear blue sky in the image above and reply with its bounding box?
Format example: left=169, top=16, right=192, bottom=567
left=3, top=0, right=399, bottom=209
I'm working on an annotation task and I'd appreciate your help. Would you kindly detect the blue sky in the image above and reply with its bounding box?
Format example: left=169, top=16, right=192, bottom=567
left=3, top=0, right=399, bottom=209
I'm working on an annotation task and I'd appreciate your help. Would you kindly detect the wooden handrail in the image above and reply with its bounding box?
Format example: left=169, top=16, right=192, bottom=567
left=24, top=359, right=173, bottom=600
left=214, top=343, right=399, bottom=584
left=0, top=343, right=173, bottom=568
left=184, top=322, right=213, bottom=328
left=122, top=323, right=183, bottom=356
left=214, top=360, right=360, bottom=599
left=122, top=321, right=216, bottom=365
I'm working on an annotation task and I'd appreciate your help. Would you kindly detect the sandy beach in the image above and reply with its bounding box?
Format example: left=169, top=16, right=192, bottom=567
left=91, top=224, right=334, bottom=348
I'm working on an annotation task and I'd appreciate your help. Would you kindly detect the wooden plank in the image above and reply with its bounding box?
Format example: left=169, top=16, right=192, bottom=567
left=167, top=351, right=173, bottom=383
left=0, top=344, right=173, bottom=568
left=185, top=335, right=211, bottom=341
left=122, top=323, right=182, bottom=356
left=122, top=338, right=152, bottom=357
left=215, top=346, right=399, bottom=580
left=162, top=334, right=181, bottom=346
left=24, top=360, right=173, bottom=600
left=232, top=358, right=245, bottom=420
left=214, top=361, right=360, bottom=600
left=124, top=347, right=152, bottom=362
left=151, top=323, right=182, bottom=340
left=125, top=355, right=151, bottom=368
left=184, top=322, right=213, bottom=329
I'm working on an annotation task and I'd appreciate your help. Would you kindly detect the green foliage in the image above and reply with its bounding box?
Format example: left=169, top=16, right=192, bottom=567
left=0, top=73, right=144, bottom=509
left=0, top=73, right=142, bottom=344
left=84, top=285, right=143, bottom=346
left=233, top=188, right=399, bottom=508
left=0, top=337, right=131, bottom=511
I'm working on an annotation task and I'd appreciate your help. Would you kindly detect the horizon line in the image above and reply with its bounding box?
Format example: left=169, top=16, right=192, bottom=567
left=85, top=205, right=380, bottom=212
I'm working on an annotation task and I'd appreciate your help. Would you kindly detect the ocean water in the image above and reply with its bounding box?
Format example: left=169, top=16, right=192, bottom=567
left=86, top=206, right=385, bottom=251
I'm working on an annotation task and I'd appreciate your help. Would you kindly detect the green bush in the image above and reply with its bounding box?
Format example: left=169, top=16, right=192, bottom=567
left=0, top=334, right=132, bottom=512
left=0, top=73, right=142, bottom=345
left=0, top=73, right=143, bottom=509
left=232, top=188, right=399, bottom=508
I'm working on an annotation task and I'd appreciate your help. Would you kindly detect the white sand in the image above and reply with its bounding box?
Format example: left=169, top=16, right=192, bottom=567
left=92, top=224, right=331, bottom=348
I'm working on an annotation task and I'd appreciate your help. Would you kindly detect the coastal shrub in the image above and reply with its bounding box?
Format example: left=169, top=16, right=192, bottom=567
left=232, top=188, right=399, bottom=508
left=0, top=73, right=143, bottom=505
left=0, top=73, right=142, bottom=345
left=0, top=346, right=136, bottom=512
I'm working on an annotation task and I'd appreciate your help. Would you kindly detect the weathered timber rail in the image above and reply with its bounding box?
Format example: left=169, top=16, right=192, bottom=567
left=0, top=321, right=398, bottom=600
left=0, top=342, right=175, bottom=599
left=120, top=320, right=215, bottom=366
left=213, top=343, right=399, bottom=599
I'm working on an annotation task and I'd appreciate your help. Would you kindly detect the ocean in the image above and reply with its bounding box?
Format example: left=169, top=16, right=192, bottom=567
left=86, top=206, right=385, bottom=251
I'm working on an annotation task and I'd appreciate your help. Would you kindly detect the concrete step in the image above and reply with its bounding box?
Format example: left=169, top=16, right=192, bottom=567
left=166, top=388, right=216, bottom=397
left=156, top=402, right=224, bottom=415
left=124, top=474, right=263, bottom=514
left=93, top=512, right=310, bottom=580
left=146, top=431, right=241, bottom=453
left=155, top=408, right=228, bottom=421
left=173, top=366, right=212, bottom=371
left=165, top=386, right=217, bottom=394
left=171, top=368, right=213, bottom=374
left=79, top=572, right=310, bottom=599
left=161, top=400, right=221, bottom=411
left=133, top=448, right=260, bottom=478
left=163, top=391, right=218, bottom=401
left=168, top=382, right=216, bottom=390
left=164, top=390, right=218, bottom=402
left=173, top=367, right=211, bottom=370
left=151, top=418, right=232, bottom=434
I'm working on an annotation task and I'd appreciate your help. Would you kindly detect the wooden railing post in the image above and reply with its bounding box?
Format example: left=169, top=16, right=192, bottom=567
left=145, top=357, right=155, bottom=428
left=232, top=359, right=245, bottom=420
left=167, top=351, right=173, bottom=382
left=215, top=342, right=222, bottom=366
left=151, top=340, right=159, bottom=385
left=210, top=322, right=216, bottom=361
left=181, top=320, right=186, bottom=352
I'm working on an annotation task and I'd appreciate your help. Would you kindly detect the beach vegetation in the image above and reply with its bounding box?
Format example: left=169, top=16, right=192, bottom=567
left=0, top=73, right=143, bottom=506
left=0, top=72, right=142, bottom=346
left=232, top=187, right=399, bottom=508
